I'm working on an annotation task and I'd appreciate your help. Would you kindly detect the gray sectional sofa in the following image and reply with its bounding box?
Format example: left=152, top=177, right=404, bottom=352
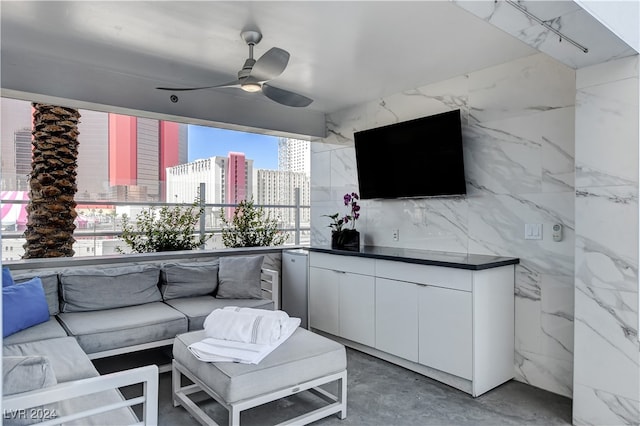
left=2, top=252, right=280, bottom=425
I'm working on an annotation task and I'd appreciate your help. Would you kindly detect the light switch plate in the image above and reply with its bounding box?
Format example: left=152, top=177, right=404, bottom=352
left=525, top=223, right=542, bottom=240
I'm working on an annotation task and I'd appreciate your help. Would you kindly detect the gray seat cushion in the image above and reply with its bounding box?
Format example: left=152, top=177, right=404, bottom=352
left=57, top=302, right=187, bottom=354
left=2, top=336, right=137, bottom=425
left=173, top=328, right=346, bottom=403
left=2, top=316, right=68, bottom=346
left=3, top=336, right=97, bottom=382
left=165, top=296, right=274, bottom=330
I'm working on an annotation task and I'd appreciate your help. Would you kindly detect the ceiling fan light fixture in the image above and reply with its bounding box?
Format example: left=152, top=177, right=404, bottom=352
left=241, top=82, right=262, bottom=93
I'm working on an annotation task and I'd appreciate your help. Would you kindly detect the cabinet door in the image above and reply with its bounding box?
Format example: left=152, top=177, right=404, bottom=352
left=339, top=272, right=375, bottom=347
left=375, top=278, right=418, bottom=362
left=418, top=285, right=472, bottom=380
left=309, top=267, right=340, bottom=335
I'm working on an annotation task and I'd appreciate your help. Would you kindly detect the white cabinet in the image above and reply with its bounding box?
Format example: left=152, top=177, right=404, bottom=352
left=308, top=250, right=516, bottom=397
left=375, top=277, right=418, bottom=362
left=309, top=266, right=339, bottom=335
left=339, top=272, right=375, bottom=346
left=309, top=253, right=375, bottom=347
left=418, top=285, right=472, bottom=379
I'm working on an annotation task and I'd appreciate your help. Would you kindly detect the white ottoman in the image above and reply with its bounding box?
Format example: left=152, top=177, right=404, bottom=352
left=172, top=328, right=347, bottom=426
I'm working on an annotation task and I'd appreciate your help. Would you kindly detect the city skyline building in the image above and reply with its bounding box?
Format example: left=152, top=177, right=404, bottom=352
left=278, top=137, right=310, bottom=176
left=165, top=154, right=254, bottom=206
left=254, top=169, right=310, bottom=226
left=0, top=98, right=188, bottom=202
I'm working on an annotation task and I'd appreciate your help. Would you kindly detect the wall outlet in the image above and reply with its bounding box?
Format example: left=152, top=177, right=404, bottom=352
left=392, top=229, right=399, bottom=241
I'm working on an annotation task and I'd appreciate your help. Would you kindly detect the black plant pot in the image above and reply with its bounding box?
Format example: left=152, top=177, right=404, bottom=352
left=331, top=229, right=360, bottom=251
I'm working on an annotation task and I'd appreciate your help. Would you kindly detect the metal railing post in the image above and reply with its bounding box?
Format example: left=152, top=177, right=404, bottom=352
left=199, top=182, right=206, bottom=249
left=294, top=187, right=300, bottom=245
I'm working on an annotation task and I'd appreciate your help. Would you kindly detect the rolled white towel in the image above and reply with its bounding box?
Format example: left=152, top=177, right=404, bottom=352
left=203, top=308, right=290, bottom=345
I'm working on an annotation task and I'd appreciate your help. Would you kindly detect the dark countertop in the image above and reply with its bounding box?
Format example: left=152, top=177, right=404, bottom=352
left=308, top=246, right=519, bottom=270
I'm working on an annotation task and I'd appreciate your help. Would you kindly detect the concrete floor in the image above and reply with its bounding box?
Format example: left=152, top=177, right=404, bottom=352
left=95, top=347, right=572, bottom=426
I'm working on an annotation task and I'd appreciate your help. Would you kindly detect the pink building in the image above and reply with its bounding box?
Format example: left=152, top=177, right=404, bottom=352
left=226, top=152, right=247, bottom=205
left=108, top=114, right=185, bottom=201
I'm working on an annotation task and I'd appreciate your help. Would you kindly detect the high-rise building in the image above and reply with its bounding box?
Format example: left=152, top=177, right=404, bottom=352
left=166, top=153, right=254, bottom=208
left=0, top=98, right=187, bottom=202
left=254, top=169, right=310, bottom=225
left=1, top=98, right=33, bottom=191
left=108, top=114, right=187, bottom=201
left=13, top=129, right=31, bottom=191
left=278, top=138, right=310, bottom=176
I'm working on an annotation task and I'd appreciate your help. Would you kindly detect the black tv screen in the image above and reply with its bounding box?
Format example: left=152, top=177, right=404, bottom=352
left=354, top=110, right=466, bottom=199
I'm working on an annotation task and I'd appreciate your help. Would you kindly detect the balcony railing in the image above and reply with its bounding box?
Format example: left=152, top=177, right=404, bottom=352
left=1, top=188, right=310, bottom=261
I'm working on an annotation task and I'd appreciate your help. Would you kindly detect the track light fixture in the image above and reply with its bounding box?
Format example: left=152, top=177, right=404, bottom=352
left=503, top=0, right=588, bottom=53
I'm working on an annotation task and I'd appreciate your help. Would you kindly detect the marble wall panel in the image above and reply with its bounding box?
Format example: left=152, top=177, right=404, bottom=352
left=575, top=78, right=639, bottom=188
left=311, top=52, right=577, bottom=398
left=574, top=283, right=639, bottom=400
left=515, top=349, right=574, bottom=398
left=574, top=186, right=638, bottom=292
left=573, top=55, right=639, bottom=425
left=468, top=53, right=575, bottom=124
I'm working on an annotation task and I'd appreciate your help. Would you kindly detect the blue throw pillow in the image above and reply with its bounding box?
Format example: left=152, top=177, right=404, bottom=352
left=2, top=277, right=50, bottom=338
left=2, top=266, right=15, bottom=287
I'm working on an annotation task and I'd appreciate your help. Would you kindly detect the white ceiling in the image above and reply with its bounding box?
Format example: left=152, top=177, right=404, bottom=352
left=0, top=1, right=633, bottom=137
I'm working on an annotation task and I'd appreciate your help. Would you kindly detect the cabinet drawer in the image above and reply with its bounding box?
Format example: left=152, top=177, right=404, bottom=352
left=375, top=260, right=472, bottom=292
left=309, top=252, right=375, bottom=275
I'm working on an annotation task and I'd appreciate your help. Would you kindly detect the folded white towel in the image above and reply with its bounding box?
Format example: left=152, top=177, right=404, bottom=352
left=202, top=308, right=290, bottom=345
left=221, top=306, right=290, bottom=321
left=188, top=316, right=301, bottom=364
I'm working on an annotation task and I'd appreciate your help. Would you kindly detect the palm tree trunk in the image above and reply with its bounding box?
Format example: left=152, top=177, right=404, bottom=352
left=23, top=103, right=81, bottom=258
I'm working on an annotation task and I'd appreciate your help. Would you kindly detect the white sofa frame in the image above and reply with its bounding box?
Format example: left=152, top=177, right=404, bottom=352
left=3, top=364, right=159, bottom=426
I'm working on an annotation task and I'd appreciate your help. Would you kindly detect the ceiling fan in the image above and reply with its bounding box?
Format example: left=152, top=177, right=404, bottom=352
left=157, top=30, right=313, bottom=108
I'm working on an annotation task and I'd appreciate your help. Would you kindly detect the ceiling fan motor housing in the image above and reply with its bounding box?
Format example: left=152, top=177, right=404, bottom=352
left=241, top=30, right=262, bottom=46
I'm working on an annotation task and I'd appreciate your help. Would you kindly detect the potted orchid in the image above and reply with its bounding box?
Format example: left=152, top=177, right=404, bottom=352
left=324, top=192, right=361, bottom=251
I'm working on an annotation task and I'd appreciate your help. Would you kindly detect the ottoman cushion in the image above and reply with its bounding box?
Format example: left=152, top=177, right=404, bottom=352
left=173, top=328, right=346, bottom=404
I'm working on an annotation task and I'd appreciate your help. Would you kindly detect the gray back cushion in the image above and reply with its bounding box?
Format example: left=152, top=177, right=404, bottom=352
left=161, top=261, right=219, bottom=300
left=216, top=255, right=264, bottom=299
left=59, top=265, right=161, bottom=312
left=13, top=272, right=60, bottom=316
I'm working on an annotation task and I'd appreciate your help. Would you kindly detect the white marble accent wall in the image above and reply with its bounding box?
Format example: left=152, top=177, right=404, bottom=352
left=573, top=55, right=640, bottom=425
left=311, top=52, right=577, bottom=397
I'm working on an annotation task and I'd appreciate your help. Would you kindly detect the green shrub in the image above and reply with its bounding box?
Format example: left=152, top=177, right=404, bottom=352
left=118, top=201, right=210, bottom=253
left=220, top=199, right=288, bottom=248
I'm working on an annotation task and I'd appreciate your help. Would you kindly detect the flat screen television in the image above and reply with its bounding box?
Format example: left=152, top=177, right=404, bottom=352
left=354, top=109, right=466, bottom=199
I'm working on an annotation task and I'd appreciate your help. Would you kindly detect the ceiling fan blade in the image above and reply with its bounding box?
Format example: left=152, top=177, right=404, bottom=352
left=262, top=83, right=313, bottom=108
left=250, top=47, right=290, bottom=82
left=156, top=80, right=241, bottom=91
left=156, top=85, right=219, bottom=91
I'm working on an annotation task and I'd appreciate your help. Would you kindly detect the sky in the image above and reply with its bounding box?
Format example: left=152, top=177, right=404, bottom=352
left=187, top=125, right=279, bottom=169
